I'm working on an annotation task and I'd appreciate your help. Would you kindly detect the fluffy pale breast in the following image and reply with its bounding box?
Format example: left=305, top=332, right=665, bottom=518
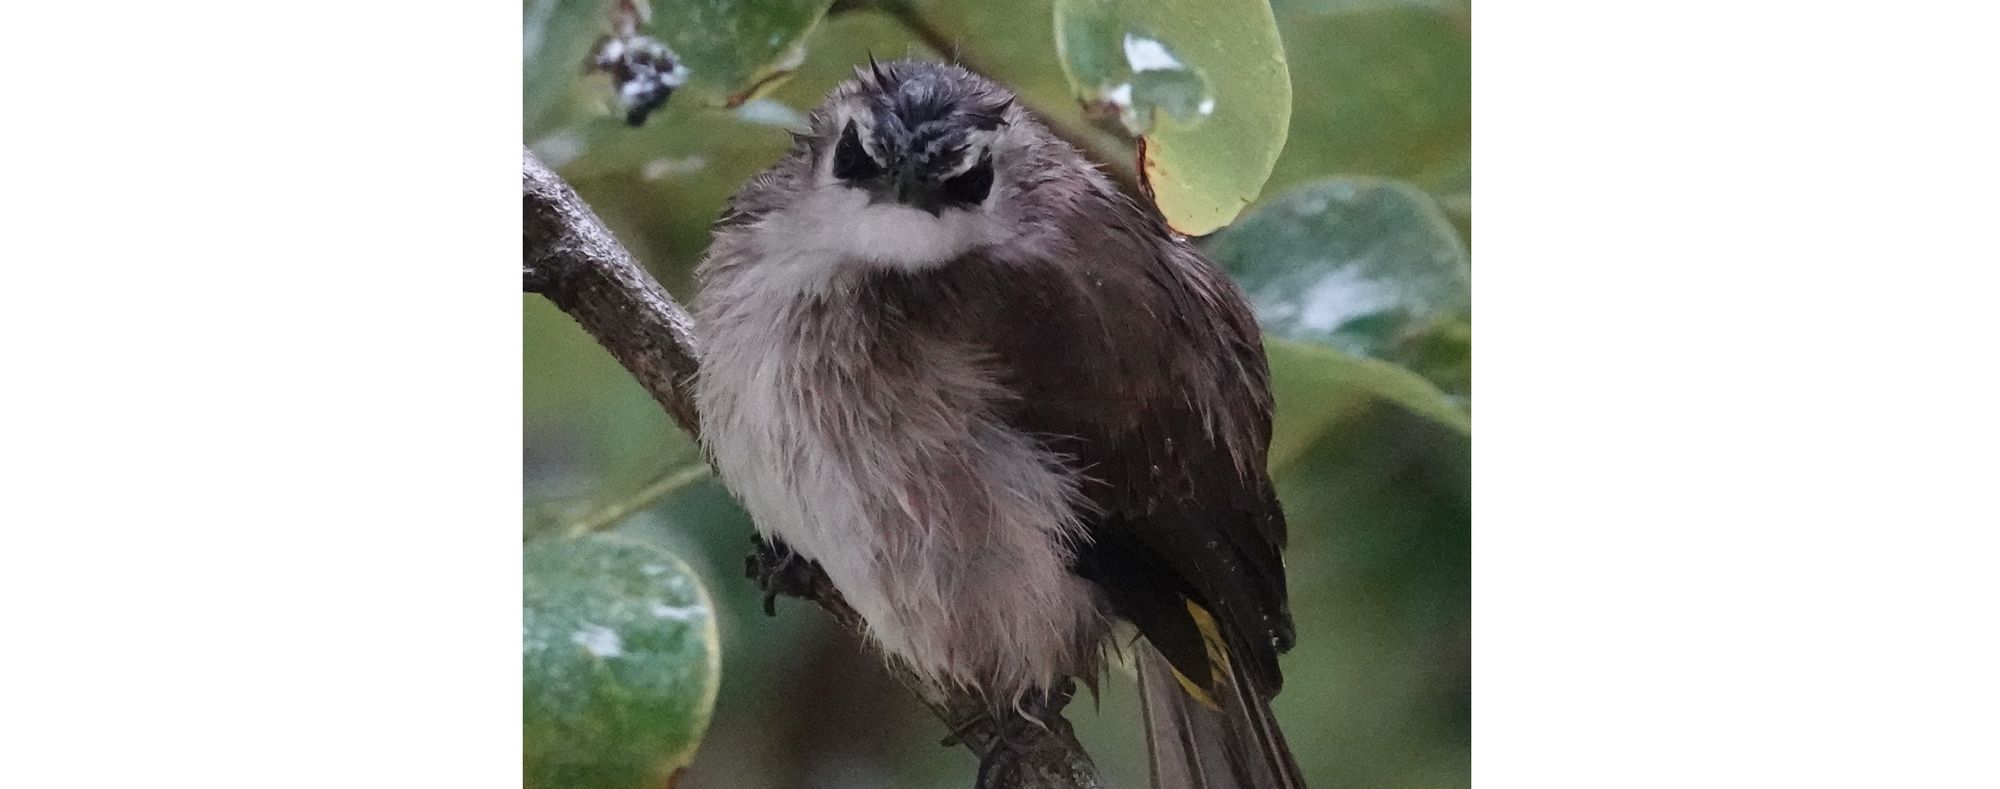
left=694, top=243, right=1110, bottom=704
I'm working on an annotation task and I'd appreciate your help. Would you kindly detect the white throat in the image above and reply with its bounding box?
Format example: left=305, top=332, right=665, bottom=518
left=752, top=186, right=989, bottom=276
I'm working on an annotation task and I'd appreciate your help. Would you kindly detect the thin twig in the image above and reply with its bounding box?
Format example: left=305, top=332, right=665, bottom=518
left=562, top=462, right=712, bottom=538
left=523, top=149, right=1102, bottom=789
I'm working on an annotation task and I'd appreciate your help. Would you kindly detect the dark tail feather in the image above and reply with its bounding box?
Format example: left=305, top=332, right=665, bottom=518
left=1137, top=643, right=1308, bottom=789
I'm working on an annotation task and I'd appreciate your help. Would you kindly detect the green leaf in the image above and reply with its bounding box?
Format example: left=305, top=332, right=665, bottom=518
left=1207, top=177, right=1468, bottom=362
left=1261, top=5, right=1469, bottom=194
left=523, top=0, right=833, bottom=137
left=1265, top=337, right=1466, bottom=471
left=1053, top=0, right=1292, bottom=235
left=524, top=536, right=721, bottom=789
left=644, top=0, right=834, bottom=104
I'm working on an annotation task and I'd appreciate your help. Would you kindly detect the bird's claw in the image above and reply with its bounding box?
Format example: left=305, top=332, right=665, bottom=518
left=963, top=681, right=1079, bottom=788
left=745, top=537, right=819, bottom=615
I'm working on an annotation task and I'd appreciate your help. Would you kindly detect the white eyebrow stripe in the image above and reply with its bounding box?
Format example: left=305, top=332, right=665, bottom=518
left=945, top=128, right=1000, bottom=176
left=852, top=115, right=891, bottom=163
left=829, top=101, right=892, bottom=169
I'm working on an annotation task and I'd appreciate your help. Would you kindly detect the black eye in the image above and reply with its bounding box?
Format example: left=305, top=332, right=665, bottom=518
left=940, top=155, right=994, bottom=205
left=832, top=121, right=881, bottom=181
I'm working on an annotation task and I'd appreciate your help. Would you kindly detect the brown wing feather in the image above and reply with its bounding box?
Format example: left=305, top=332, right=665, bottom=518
left=869, top=179, right=1295, bottom=698
left=1014, top=193, right=1296, bottom=696
left=752, top=116, right=1294, bottom=697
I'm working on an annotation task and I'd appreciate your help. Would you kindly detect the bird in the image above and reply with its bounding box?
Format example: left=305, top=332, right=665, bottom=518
left=693, top=58, right=1305, bottom=789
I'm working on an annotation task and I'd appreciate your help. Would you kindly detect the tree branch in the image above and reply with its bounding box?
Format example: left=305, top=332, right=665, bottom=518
left=523, top=149, right=1102, bottom=789
left=522, top=153, right=701, bottom=437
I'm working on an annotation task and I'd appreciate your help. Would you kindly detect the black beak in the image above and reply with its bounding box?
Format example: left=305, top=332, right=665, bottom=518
left=878, top=162, right=946, bottom=217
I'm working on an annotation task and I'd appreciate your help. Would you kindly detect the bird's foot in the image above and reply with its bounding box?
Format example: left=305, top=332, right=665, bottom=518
left=744, top=537, right=820, bottom=616
left=974, top=730, right=1024, bottom=789
left=965, top=680, right=1078, bottom=788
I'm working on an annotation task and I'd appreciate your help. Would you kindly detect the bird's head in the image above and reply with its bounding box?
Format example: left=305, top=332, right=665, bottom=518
left=813, top=59, right=1016, bottom=217
left=763, top=60, right=1073, bottom=272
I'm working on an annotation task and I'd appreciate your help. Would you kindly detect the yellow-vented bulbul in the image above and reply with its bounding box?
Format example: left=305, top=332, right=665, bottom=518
left=694, top=59, right=1305, bottom=788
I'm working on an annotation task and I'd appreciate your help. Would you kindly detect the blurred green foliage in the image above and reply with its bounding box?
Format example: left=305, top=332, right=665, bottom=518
left=524, top=0, right=1469, bottom=786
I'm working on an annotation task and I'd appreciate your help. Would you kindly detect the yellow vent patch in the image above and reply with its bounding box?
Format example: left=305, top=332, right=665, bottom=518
left=1167, top=599, right=1233, bottom=711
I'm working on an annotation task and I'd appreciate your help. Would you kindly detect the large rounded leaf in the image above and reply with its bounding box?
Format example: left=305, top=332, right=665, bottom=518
left=524, top=536, right=721, bottom=789
left=1054, top=0, right=1292, bottom=235
left=1207, top=177, right=1468, bottom=361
